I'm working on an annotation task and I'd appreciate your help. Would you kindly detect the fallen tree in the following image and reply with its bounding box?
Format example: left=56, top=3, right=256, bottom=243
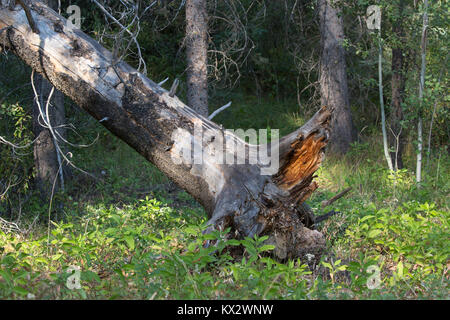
left=0, top=1, right=332, bottom=261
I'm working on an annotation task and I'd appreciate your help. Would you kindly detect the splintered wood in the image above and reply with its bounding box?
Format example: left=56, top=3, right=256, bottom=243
left=275, top=132, right=327, bottom=204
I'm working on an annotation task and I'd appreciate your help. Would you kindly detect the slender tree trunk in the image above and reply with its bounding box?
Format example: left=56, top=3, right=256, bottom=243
left=32, top=72, right=66, bottom=194
left=0, top=1, right=332, bottom=260
left=389, top=47, right=406, bottom=170
left=417, top=0, right=429, bottom=184
left=318, top=0, right=356, bottom=154
left=378, top=35, right=393, bottom=171
left=388, top=0, right=407, bottom=170
left=186, top=0, right=208, bottom=117
left=31, top=0, right=66, bottom=195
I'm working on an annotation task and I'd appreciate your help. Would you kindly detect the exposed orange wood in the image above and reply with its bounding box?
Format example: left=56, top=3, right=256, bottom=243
left=276, top=133, right=327, bottom=193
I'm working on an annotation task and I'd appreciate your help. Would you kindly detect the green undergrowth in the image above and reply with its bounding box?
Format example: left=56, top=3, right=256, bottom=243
left=0, top=136, right=448, bottom=299
left=0, top=193, right=448, bottom=299
left=0, top=90, right=448, bottom=299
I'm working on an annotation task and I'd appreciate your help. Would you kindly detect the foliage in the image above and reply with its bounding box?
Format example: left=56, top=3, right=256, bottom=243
left=0, top=132, right=448, bottom=299
left=0, top=0, right=448, bottom=300
left=0, top=56, right=34, bottom=213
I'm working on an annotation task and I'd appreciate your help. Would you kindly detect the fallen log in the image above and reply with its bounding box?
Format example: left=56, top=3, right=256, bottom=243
left=0, top=0, right=332, bottom=260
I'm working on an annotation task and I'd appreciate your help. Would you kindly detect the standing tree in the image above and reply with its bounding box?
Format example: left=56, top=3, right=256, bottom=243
left=0, top=1, right=333, bottom=260
left=416, top=0, right=429, bottom=184
left=31, top=0, right=66, bottom=195
left=318, top=0, right=356, bottom=154
left=185, top=0, right=208, bottom=117
left=372, top=5, right=393, bottom=171
left=388, top=0, right=408, bottom=170
left=32, top=72, right=66, bottom=194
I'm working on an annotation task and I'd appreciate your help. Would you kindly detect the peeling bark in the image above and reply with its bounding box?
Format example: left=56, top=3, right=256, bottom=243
left=0, top=1, right=332, bottom=260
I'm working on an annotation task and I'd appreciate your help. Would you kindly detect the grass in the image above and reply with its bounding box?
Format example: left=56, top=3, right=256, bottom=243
left=0, top=88, right=449, bottom=299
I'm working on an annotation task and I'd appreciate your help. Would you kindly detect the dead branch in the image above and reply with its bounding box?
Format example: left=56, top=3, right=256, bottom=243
left=321, top=187, right=352, bottom=208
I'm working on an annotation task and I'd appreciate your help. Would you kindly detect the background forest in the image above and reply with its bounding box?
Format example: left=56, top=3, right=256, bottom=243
left=0, top=0, right=448, bottom=299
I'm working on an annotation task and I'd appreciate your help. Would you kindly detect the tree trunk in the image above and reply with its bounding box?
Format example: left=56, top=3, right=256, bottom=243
left=416, top=0, right=428, bottom=184
left=32, top=72, right=66, bottom=194
left=31, top=0, right=66, bottom=195
left=0, top=1, right=331, bottom=260
left=388, top=0, right=407, bottom=170
left=378, top=36, right=394, bottom=171
left=389, top=47, right=406, bottom=170
left=185, top=0, right=208, bottom=117
left=318, top=0, right=356, bottom=154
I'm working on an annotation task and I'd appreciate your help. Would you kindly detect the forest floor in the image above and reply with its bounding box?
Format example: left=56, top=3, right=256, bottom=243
left=0, top=91, right=449, bottom=299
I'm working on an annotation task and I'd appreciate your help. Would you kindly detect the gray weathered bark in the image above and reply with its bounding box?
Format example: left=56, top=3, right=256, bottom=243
left=318, top=0, right=356, bottom=154
left=0, top=1, right=332, bottom=260
left=185, top=0, right=208, bottom=116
